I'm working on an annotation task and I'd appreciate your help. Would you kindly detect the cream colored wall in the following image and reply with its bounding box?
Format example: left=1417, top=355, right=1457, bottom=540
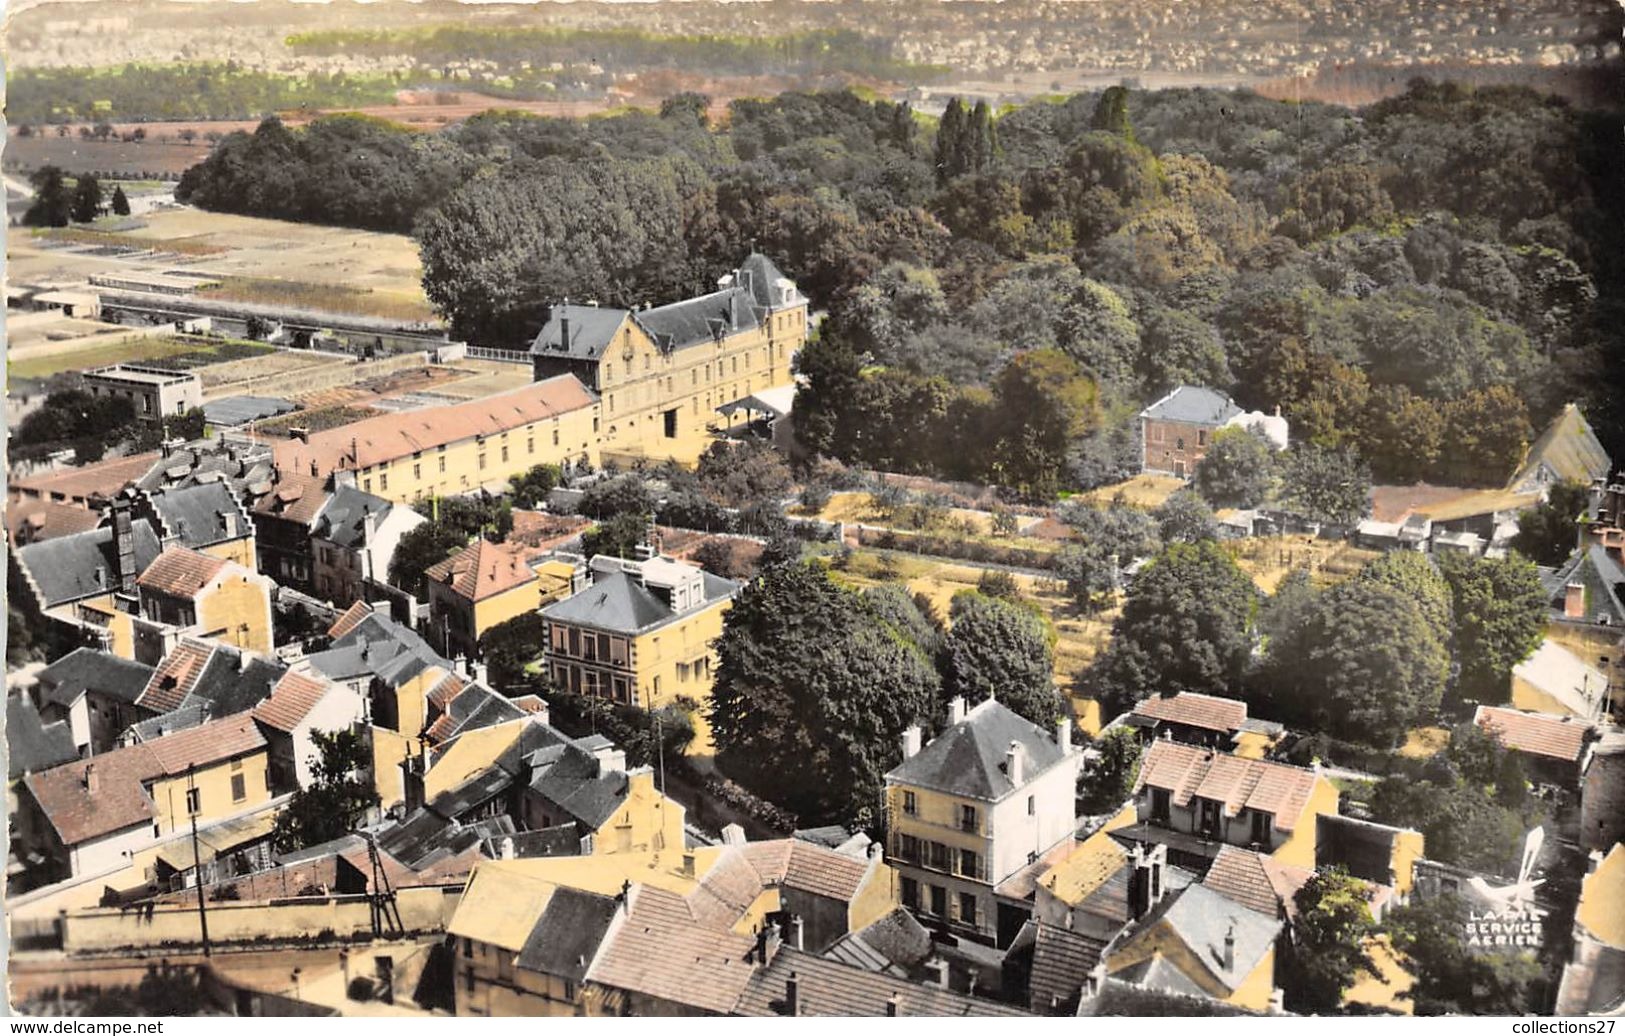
left=847, top=857, right=896, bottom=934
left=354, top=405, right=601, bottom=504
left=1271, top=776, right=1340, bottom=870
left=200, top=535, right=257, bottom=569
left=457, top=938, right=585, bottom=1017
left=473, top=583, right=543, bottom=641
left=589, top=770, right=686, bottom=856
left=630, top=597, right=731, bottom=711
left=194, top=571, right=275, bottom=655
left=1389, top=829, right=1426, bottom=898
left=373, top=726, right=416, bottom=812
left=1229, top=947, right=1277, bottom=1011
left=148, top=749, right=272, bottom=838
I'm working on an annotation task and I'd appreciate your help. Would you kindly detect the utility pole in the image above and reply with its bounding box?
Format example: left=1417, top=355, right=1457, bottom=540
left=187, top=764, right=211, bottom=958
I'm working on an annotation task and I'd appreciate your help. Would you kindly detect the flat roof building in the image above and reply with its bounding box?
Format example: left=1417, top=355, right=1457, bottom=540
left=83, top=364, right=202, bottom=423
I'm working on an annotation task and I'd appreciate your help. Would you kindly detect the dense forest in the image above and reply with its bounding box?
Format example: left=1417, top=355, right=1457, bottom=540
left=175, top=81, right=1625, bottom=497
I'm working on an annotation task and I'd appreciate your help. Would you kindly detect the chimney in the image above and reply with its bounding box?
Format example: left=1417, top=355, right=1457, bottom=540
left=721, top=822, right=746, bottom=846
left=559, top=306, right=571, bottom=350
left=1083, top=961, right=1105, bottom=1000
left=361, top=506, right=377, bottom=545
left=901, top=723, right=922, bottom=759
left=681, top=852, right=696, bottom=877
left=788, top=914, right=805, bottom=951
left=729, top=293, right=739, bottom=330
left=924, top=957, right=948, bottom=989
left=499, top=836, right=515, bottom=860
left=1222, top=925, right=1235, bottom=973
left=1128, top=845, right=1151, bottom=920
left=784, top=971, right=800, bottom=1016
left=217, top=510, right=240, bottom=540
left=1005, top=740, right=1024, bottom=785
left=1565, top=582, right=1586, bottom=619
left=755, top=921, right=782, bottom=968
left=885, top=993, right=902, bottom=1017
left=111, top=497, right=137, bottom=592
left=618, top=878, right=632, bottom=914
left=1056, top=714, right=1073, bottom=754
left=948, top=696, right=967, bottom=725
left=309, top=459, right=319, bottom=477
left=84, top=764, right=98, bottom=793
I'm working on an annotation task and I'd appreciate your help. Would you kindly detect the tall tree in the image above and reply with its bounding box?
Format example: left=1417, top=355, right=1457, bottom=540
left=110, top=184, right=131, bottom=216
left=1284, top=868, right=1378, bottom=1014
left=1154, top=488, right=1219, bottom=544
left=70, top=174, right=103, bottom=223
left=934, top=98, right=967, bottom=186
left=23, top=165, right=71, bottom=227
left=270, top=729, right=378, bottom=852
left=1192, top=426, right=1277, bottom=509
left=938, top=591, right=1058, bottom=725
left=1077, top=726, right=1142, bottom=814
left=1090, top=86, right=1135, bottom=142
left=1510, top=480, right=1590, bottom=566
left=1438, top=553, right=1548, bottom=705
left=1357, top=550, right=1453, bottom=644
left=990, top=348, right=1100, bottom=500
left=1090, top=541, right=1257, bottom=716
left=1279, top=443, right=1372, bottom=526
left=1384, top=896, right=1543, bottom=1015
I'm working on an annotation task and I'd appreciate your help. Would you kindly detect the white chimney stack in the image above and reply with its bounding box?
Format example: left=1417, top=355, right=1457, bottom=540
left=902, top=723, right=922, bottom=759
left=1056, top=714, right=1072, bottom=754
left=1005, top=740, right=1024, bottom=785
left=948, top=697, right=967, bottom=726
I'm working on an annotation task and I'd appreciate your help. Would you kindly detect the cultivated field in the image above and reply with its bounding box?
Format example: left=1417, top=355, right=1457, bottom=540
left=3, top=134, right=210, bottom=178
left=5, top=330, right=265, bottom=382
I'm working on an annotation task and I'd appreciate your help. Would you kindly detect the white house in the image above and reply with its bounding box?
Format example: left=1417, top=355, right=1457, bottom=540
left=311, top=485, right=427, bottom=607
left=252, top=670, right=367, bottom=791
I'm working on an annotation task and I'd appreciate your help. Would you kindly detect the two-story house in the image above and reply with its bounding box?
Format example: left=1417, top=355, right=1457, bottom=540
left=310, top=483, right=425, bottom=607
left=131, top=545, right=276, bottom=662
left=884, top=696, right=1083, bottom=948
left=1125, top=740, right=1340, bottom=871
left=528, top=254, right=808, bottom=465
left=1139, top=386, right=1288, bottom=478
left=426, top=539, right=583, bottom=663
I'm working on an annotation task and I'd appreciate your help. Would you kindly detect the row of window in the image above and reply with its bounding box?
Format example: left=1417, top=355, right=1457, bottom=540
left=359, top=425, right=576, bottom=495
left=1146, top=424, right=1207, bottom=449
left=894, top=835, right=983, bottom=881
left=1147, top=787, right=1273, bottom=843
left=900, top=877, right=978, bottom=927
left=899, top=791, right=984, bottom=832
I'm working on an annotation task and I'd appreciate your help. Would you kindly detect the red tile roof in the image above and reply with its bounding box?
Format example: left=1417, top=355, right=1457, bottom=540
left=328, top=601, right=372, bottom=639
left=137, top=640, right=217, bottom=713
left=253, top=671, right=332, bottom=732
left=426, top=539, right=536, bottom=603
left=1202, top=845, right=1314, bottom=920
left=426, top=672, right=467, bottom=711
left=136, top=545, right=229, bottom=599
left=1475, top=706, right=1594, bottom=763
left=1136, top=741, right=1321, bottom=832
left=251, top=469, right=331, bottom=526
left=12, top=452, right=161, bottom=505
left=272, top=376, right=596, bottom=480
left=1134, top=693, right=1248, bottom=733
left=5, top=497, right=102, bottom=546
left=24, top=713, right=267, bottom=845
left=590, top=886, right=760, bottom=1014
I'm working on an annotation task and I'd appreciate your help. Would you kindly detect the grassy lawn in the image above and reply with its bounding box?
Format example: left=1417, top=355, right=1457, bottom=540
left=814, top=491, right=1063, bottom=555
left=198, top=275, right=438, bottom=323
left=1077, top=473, right=1186, bottom=509
left=35, top=225, right=226, bottom=255
left=1399, top=725, right=1450, bottom=759
left=6, top=335, right=271, bottom=381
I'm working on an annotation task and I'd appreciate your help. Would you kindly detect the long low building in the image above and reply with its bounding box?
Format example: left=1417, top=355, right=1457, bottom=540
left=272, top=375, right=601, bottom=504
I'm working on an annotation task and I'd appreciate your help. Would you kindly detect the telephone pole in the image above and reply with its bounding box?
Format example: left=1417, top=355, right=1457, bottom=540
left=188, top=764, right=212, bottom=957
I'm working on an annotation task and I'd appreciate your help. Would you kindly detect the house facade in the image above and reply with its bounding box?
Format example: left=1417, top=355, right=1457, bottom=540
left=131, top=546, right=276, bottom=661
left=310, top=485, right=425, bottom=607
left=1139, top=386, right=1288, bottom=478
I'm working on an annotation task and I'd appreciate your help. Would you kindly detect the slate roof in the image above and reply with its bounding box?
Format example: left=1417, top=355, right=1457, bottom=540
left=527, top=742, right=631, bottom=829
left=426, top=539, right=536, bottom=602
left=825, top=908, right=933, bottom=978
left=36, top=648, right=154, bottom=711
left=1475, top=706, right=1595, bottom=763
left=1084, top=973, right=1261, bottom=1016
left=134, top=640, right=286, bottom=721
left=1109, top=955, right=1211, bottom=999
left=528, top=303, right=632, bottom=361
left=1130, top=881, right=1282, bottom=994
left=313, top=484, right=394, bottom=549
left=733, top=946, right=1029, bottom=1017
left=24, top=713, right=267, bottom=845
left=887, top=698, right=1069, bottom=800
left=1140, top=386, right=1243, bottom=426
left=1135, top=741, right=1320, bottom=832
left=307, top=612, right=446, bottom=689
left=146, top=482, right=251, bottom=550
left=251, top=469, right=332, bottom=527
left=273, top=375, right=596, bottom=478
left=1133, top=693, right=1249, bottom=734
left=7, top=693, right=79, bottom=779
left=1549, top=546, right=1625, bottom=625
left=1025, top=922, right=1109, bottom=1015
left=253, top=671, right=333, bottom=733
left=636, top=286, right=762, bottom=353
left=736, top=252, right=805, bottom=310
left=136, top=545, right=229, bottom=599
left=515, top=887, right=620, bottom=979
left=543, top=568, right=737, bottom=634
left=130, top=439, right=276, bottom=496
left=14, top=518, right=163, bottom=607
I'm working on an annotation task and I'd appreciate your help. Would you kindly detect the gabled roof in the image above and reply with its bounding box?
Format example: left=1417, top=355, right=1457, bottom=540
left=515, top=887, right=620, bottom=980
left=307, top=611, right=446, bottom=689
left=825, top=908, right=933, bottom=978
left=5, top=497, right=101, bottom=546
left=1123, top=882, right=1281, bottom=995
left=135, top=545, right=230, bottom=599
left=252, top=468, right=332, bottom=527
left=1474, top=706, right=1594, bottom=763
left=14, top=518, right=163, bottom=608
left=590, top=885, right=760, bottom=1013
left=635, top=286, right=762, bottom=354
left=1202, top=845, right=1312, bottom=920
left=37, top=648, right=154, bottom=711
left=1512, top=639, right=1609, bottom=719
left=1135, top=741, right=1320, bottom=832
left=136, top=640, right=286, bottom=719
left=426, top=538, right=537, bottom=603
left=733, top=946, right=1029, bottom=1017
left=313, top=484, right=396, bottom=549
left=328, top=601, right=372, bottom=639
left=736, top=252, right=805, bottom=311
left=528, top=303, right=632, bottom=361
left=1026, top=921, right=1109, bottom=1015
left=273, top=375, right=596, bottom=478
left=1508, top=403, right=1611, bottom=495
left=1549, top=546, right=1625, bottom=626
left=253, top=671, right=334, bottom=733
left=7, top=693, right=79, bottom=779
left=1140, top=386, right=1242, bottom=426
left=23, top=713, right=267, bottom=845
left=527, top=742, right=630, bottom=830
left=146, top=482, right=251, bottom=549
left=1133, top=693, right=1249, bottom=734
left=11, top=451, right=161, bottom=506
left=1110, top=954, right=1210, bottom=999
left=137, top=639, right=218, bottom=713
left=887, top=698, right=1069, bottom=800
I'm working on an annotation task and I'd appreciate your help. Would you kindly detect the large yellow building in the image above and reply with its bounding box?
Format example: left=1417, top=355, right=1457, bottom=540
left=273, top=375, right=601, bottom=505
left=528, top=254, right=808, bottom=464
left=541, top=551, right=738, bottom=714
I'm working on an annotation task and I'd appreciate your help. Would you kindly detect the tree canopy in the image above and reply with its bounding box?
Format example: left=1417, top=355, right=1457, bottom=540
left=938, top=591, right=1058, bottom=726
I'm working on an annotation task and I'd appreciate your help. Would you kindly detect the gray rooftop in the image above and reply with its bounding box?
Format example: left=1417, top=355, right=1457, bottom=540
left=516, top=886, right=620, bottom=980
left=526, top=741, right=631, bottom=830
left=202, top=395, right=297, bottom=428
left=1140, top=386, right=1243, bottom=426
left=37, top=648, right=155, bottom=710
left=307, top=612, right=446, bottom=688
left=1144, top=882, right=1281, bottom=994
left=8, top=693, right=79, bottom=779
left=314, top=484, right=394, bottom=550
left=528, top=303, right=631, bottom=361
left=147, top=481, right=251, bottom=549
left=542, top=568, right=738, bottom=635
left=14, top=518, right=163, bottom=607
left=887, top=698, right=1068, bottom=800
left=636, top=286, right=762, bottom=353
left=1550, top=545, right=1625, bottom=625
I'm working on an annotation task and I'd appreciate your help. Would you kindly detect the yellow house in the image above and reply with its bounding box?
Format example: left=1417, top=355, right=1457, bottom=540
left=528, top=254, right=808, bottom=465
left=1102, top=880, right=1282, bottom=1011
left=130, top=544, right=276, bottom=661
left=1132, top=740, right=1340, bottom=871
left=273, top=375, right=601, bottom=504
left=426, top=540, right=582, bottom=661
left=17, top=712, right=271, bottom=881
left=1555, top=843, right=1625, bottom=1014
left=542, top=552, right=738, bottom=715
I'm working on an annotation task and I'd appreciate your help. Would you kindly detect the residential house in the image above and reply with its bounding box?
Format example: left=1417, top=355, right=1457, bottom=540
left=1554, top=843, right=1625, bottom=1015
left=1033, top=808, right=1198, bottom=943
left=310, top=484, right=425, bottom=607
left=1474, top=706, right=1597, bottom=788
left=249, top=468, right=332, bottom=593
left=131, top=545, right=276, bottom=661
left=133, top=481, right=256, bottom=569
left=1507, top=403, right=1612, bottom=498
left=1313, top=814, right=1425, bottom=900
left=1100, top=880, right=1282, bottom=1012
left=7, top=694, right=79, bottom=838
left=252, top=670, right=366, bottom=792
left=732, top=944, right=1027, bottom=1017
left=82, top=364, right=202, bottom=422
left=1511, top=639, right=1611, bottom=721
left=6, top=497, right=101, bottom=547
left=528, top=254, right=807, bottom=465
left=272, top=376, right=600, bottom=504
left=128, top=638, right=287, bottom=741
left=427, top=539, right=583, bottom=662
left=9, top=499, right=161, bottom=658
left=1543, top=546, right=1625, bottom=704
left=1139, top=386, right=1288, bottom=479
left=541, top=549, right=738, bottom=711
left=9, top=450, right=162, bottom=511
left=16, top=713, right=271, bottom=881
left=1127, top=693, right=1284, bottom=757
left=1123, top=740, right=1340, bottom=871
left=884, top=696, right=1083, bottom=948
left=32, top=648, right=155, bottom=757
